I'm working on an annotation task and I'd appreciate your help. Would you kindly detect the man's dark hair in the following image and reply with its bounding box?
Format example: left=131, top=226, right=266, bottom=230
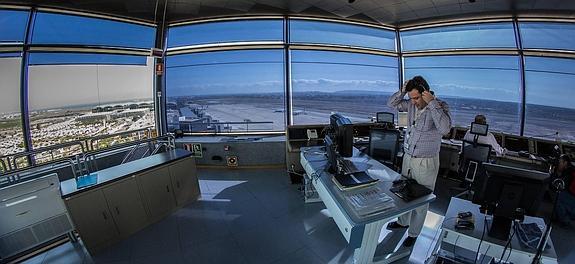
left=405, top=76, right=430, bottom=94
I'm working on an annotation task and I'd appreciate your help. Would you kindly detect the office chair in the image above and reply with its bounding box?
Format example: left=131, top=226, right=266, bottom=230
left=369, top=129, right=400, bottom=171
left=452, top=140, right=492, bottom=199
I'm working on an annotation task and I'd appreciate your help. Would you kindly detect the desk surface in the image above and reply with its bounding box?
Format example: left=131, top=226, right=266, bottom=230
left=443, top=197, right=557, bottom=260
left=60, top=149, right=191, bottom=198
left=300, top=146, right=435, bottom=226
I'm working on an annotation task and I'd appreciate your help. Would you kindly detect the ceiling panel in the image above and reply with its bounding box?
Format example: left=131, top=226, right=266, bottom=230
left=3, top=0, right=575, bottom=26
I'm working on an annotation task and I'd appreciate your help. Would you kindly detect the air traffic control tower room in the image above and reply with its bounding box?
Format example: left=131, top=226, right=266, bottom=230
left=1, top=0, right=575, bottom=263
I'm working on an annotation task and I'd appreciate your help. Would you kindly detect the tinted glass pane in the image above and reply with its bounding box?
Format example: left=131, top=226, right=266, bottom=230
left=291, top=50, right=398, bottom=125
left=524, top=56, right=575, bottom=141
left=0, top=9, right=29, bottom=43
left=168, top=20, right=283, bottom=48
left=29, top=53, right=147, bottom=65
left=166, top=50, right=285, bottom=133
left=401, top=23, right=516, bottom=51
left=520, top=22, right=575, bottom=51
left=404, top=55, right=521, bottom=134
left=32, top=12, right=155, bottom=48
left=290, top=20, right=396, bottom=51
left=0, top=56, right=24, bottom=158
left=28, top=53, right=155, bottom=158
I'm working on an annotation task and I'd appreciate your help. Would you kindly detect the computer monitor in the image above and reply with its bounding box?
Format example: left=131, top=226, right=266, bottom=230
left=328, top=113, right=354, bottom=157
left=376, top=112, right=394, bottom=124
left=472, top=163, right=549, bottom=240
left=536, top=141, right=559, bottom=158
left=470, top=122, right=488, bottom=136
left=504, top=135, right=529, bottom=152
left=398, top=112, right=408, bottom=128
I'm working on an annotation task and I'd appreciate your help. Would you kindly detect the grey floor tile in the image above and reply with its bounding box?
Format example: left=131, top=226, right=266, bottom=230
left=182, top=235, right=248, bottom=264
left=231, top=220, right=303, bottom=264
left=272, top=247, right=325, bottom=264
left=89, top=239, right=133, bottom=263
left=131, top=249, right=184, bottom=264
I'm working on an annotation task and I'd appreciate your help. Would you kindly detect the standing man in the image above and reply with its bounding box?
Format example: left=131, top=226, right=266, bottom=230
left=386, top=76, right=452, bottom=247
left=553, top=154, right=575, bottom=227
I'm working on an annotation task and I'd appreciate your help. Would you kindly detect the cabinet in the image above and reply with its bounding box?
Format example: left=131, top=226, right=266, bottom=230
left=64, top=155, right=199, bottom=255
left=138, top=166, right=176, bottom=221
left=169, top=157, right=200, bottom=206
left=65, top=188, right=118, bottom=251
left=103, top=176, right=148, bottom=236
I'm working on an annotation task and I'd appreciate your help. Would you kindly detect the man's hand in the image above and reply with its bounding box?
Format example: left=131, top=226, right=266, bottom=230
left=422, top=90, right=435, bottom=103
left=401, top=81, right=409, bottom=93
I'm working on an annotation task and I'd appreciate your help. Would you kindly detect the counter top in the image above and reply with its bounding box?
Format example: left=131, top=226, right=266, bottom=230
left=60, top=149, right=192, bottom=198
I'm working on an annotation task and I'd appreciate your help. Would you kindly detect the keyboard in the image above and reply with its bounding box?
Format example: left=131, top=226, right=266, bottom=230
left=340, top=159, right=359, bottom=174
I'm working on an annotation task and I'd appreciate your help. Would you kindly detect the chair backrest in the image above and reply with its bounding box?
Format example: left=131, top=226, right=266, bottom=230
left=369, top=129, right=400, bottom=166
left=460, top=140, right=492, bottom=183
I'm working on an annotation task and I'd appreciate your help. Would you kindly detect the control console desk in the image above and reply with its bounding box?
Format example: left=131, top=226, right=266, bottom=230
left=300, top=146, right=435, bottom=263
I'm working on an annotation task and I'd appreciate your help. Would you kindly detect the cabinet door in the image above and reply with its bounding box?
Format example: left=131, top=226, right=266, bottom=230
left=169, top=157, right=200, bottom=206
left=65, top=190, right=117, bottom=250
left=138, top=166, right=176, bottom=220
left=102, top=176, right=149, bottom=236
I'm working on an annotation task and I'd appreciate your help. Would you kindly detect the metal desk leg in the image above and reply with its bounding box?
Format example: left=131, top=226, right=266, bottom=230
left=354, top=221, right=386, bottom=264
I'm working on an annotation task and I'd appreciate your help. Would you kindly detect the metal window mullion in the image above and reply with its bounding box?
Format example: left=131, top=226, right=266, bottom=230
left=20, top=8, right=35, bottom=165
left=285, top=16, right=292, bottom=126
left=396, top=28, right=404, bottom=92
left=514, top=18, right=527, bottom=136
left=156, top=0, right=168, bottom=135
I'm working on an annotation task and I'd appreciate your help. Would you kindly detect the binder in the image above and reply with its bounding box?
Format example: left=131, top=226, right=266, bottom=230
left=332, top=171, right=379, bottom=191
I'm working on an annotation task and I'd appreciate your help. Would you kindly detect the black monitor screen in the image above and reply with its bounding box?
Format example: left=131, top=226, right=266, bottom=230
left=536, top=141, right=558, bottom=158
left=472, top=163, right=549, bottom=239
left=329, top=113, right=353, bottom=157
left=504, top=136, right=529, bottom=152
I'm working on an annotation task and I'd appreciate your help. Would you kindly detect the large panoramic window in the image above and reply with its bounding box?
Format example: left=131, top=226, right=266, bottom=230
left=404, top=55, right=521, bottom=134
left=401, top=22, right=516, bottom=51
left=27, top=53, right=155, bottom=158
left=0, top=9, right=29, bottom=43
left=524, top=57, right=575, bottom=141
left=168, top=19, right=283, bottom=48
left=165, top=50, right=285, bottom=133
left=290, top=19, right=396, bottom=51
left=291, top=50, right=398, bottom=125
left=31, top=12, right=155, bottom=48
left=520, top=22, right=575, bottom=51
left=0, top=54, right=25, bottom=158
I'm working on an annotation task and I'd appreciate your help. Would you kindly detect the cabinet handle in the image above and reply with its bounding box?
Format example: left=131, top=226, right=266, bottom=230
left=102, top=212, right=108, bottom=220
left=166, top=185, right=170, bottom=193
left=115, top=207, right=120, bottom=215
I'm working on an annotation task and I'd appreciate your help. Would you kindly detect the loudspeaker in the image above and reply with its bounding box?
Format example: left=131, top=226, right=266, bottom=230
left=226, top=156, right=238, bottom=167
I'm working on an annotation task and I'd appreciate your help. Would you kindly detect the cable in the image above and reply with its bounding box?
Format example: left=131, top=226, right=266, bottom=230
left=424, top=216, right=458, bottom=261
left=498, top=221, right=516, bottom=264
left=480, top=245, right=491, bottom=264
left=474, top=215, right=488, bottom=264
left=453, top=234, right=460, bottom=261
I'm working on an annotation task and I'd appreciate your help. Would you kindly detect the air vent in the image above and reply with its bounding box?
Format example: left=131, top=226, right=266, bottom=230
left=0, top=228, right=36, bottom=257
left=32, top=214, right=73, bottom=243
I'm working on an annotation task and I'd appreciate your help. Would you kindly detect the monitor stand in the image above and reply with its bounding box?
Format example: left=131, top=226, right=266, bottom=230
left=488, top=216, right=512, bottom=241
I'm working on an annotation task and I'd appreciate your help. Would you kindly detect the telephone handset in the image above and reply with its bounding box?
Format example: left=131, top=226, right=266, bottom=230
left=307, top=129, right=318, bottom=140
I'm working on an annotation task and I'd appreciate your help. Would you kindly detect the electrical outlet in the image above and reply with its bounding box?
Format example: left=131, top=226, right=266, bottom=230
left=227, top=156, right=238, bottom=167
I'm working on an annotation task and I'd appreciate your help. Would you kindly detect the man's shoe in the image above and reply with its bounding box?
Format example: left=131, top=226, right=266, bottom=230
left=402, top=236, right=417, bottom=247
left=387, top=221, right=409, bottom=229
